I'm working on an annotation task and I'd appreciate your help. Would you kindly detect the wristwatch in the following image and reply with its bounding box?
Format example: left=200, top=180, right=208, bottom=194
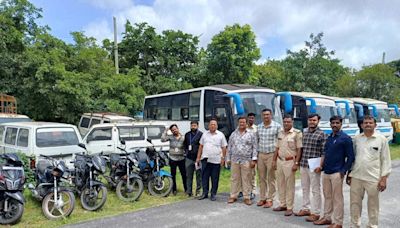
left=295, top=162, right=299, bottom=165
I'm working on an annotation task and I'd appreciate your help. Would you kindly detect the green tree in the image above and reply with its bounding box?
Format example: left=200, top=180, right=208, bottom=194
left=205, top=24, right=261, bottom=85
left=118, top=22, right=199, bottom=94
left=0, top=0, right=44, bottom=93
left=354, top=64, right=400, bottom=104
left=248, top=60, right=286, bottom=91
left=281, top=33, right=348, bottom=95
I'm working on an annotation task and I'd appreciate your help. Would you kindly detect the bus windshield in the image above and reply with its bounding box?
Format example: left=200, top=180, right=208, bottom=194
left=239, top=92, right=282, bottom=125
left=339, top=107, right=358, bottom=124
left=377, top=109, right=391, bottom=122
left=308, top=106, right=337, bottom=123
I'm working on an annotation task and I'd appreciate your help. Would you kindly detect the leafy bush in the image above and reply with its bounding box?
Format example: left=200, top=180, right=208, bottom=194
left=16, top=152, right=35, bottom=184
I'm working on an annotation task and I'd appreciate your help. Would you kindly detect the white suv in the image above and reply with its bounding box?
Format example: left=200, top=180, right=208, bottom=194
left=82, top=122, right=169, bottom=154
left=78, top=113, right=135, bottom=136
left=0, top=122, right=85, bottom=165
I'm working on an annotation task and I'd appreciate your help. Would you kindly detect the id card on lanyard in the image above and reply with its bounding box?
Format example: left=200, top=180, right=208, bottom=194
left=189, top=131, right=199, bottom=151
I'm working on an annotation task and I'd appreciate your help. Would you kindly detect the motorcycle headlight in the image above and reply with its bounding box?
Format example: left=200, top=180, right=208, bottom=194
left=52, top=170, right=61, bottom=177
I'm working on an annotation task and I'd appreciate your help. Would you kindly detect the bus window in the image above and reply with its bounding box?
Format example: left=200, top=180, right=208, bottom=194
left=189, top=106, right=199, bottom=120
left=157, top=108, right=170, bottom=120
left=189, top=92, right=200, bottom=120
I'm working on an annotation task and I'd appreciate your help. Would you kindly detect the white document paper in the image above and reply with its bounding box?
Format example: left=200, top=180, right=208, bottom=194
left=308, top=157, right=321, bottom=172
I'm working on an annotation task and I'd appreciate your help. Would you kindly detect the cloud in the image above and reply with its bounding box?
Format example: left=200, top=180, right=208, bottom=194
left=83, top=0, right=133, bottom=10
left=83, top=19, right=113, bottom=43
left=82, top=0, right=400, bottom=69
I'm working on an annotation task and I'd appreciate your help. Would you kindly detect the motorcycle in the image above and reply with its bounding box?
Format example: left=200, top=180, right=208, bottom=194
left=136, top=139, right=173, bottom=197
left=102, top=142, right=144, bottom=202
left=70, top=144, right=107, bottom=211
left=28, top=155, right=75, bottom=220
left=0, top=153, right=25, bottom=225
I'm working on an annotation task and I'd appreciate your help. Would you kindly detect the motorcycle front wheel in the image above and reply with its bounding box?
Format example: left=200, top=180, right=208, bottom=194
left=148, top=176, right=173, bottom=197
left=116, top=177, right=144, bottom=202
left=0, top=199, right=24, bottom=225
left=42, top=190, right=75, bottom=220
left=80, top=185, right=107, bottom=211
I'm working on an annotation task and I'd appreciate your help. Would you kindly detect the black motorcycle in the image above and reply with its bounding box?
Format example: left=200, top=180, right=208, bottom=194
left=102, top=142, right=144, bottom=202
left=71, top=145, right=107, bottom=211
left=0, top=153, right=25, bottom=225
left=28, top=155, right=75, bottom=220
left=136, top=139, right=173, bottom=197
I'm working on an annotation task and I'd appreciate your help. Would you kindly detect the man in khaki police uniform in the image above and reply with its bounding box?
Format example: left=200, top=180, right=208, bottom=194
left=347, top=115, right=391, bottom=228
left=272, top=114, right=302, bottom=216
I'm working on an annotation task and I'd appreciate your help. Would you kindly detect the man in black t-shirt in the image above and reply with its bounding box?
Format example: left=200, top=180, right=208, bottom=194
left=183, top=121, right=203, bottom=197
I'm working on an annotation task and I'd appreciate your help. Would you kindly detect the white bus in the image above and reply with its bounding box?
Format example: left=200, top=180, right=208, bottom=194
left=331, top=97, right=360, bottom=137
left=277, top=91, right=337, bottom=134
left=350, top=97, right=394, bottom=141
left=143, top=84, right=283, bottom=137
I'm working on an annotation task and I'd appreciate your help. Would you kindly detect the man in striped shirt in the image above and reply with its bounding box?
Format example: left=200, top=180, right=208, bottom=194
left=295, top=113, right=326, bottom=223
left=256, top=108, right=281, bottom=208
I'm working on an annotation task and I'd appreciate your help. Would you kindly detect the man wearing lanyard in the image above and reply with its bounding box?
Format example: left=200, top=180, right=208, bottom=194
left=183, top=121, right=203, bottom=197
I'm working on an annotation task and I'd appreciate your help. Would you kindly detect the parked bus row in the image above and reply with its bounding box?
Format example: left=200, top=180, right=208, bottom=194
left=142, top=84, right=400, bottom=141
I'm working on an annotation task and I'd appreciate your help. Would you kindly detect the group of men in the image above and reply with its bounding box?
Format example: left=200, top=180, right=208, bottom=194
left=164, top=108, right=392, bottom=228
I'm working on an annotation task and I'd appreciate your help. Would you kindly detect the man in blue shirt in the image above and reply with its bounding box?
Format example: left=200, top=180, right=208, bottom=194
left=314, top=116, right=355, bottom=228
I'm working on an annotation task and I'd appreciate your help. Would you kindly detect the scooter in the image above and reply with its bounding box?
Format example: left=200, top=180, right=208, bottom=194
left=0, top=153, right=25, bottom=225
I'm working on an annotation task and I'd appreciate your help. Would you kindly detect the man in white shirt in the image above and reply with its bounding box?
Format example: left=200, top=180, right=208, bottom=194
left=347, top=115, right=391, bottom=228
left=196, top=118, right=228, bottom=201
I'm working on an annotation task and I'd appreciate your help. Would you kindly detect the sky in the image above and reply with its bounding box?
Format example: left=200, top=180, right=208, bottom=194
left=30, top=0, right=400, bottom=69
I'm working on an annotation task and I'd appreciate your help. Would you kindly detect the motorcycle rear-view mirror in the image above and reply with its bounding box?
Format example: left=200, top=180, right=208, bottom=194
left=120, top=140, right=126, bottom=145
left=146, top=138, right=152, bottom=144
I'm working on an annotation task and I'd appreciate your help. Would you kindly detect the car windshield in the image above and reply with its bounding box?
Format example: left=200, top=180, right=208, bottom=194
left=118, top=126, right=145, bottom=141
left=36, top=128, right=79, bottom=147
left=0, top=117, right=31, bottom=124
left=239, top=92, right=282, bottom=125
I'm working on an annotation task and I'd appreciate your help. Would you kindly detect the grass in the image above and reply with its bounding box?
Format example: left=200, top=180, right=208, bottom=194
left=12, top=145, right=400, bottom=227
left=14, top=165, right=230, bottom=228
left=390, top=144, right=400, bottom=160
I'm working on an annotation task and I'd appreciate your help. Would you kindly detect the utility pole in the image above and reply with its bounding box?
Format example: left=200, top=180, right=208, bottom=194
left=382, top=52, right=386, bottom=64
left=113, top=16, right=119, bottom=74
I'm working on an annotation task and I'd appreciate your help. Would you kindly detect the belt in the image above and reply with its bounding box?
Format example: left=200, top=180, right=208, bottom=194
left=278, top=156, right=295, bottom=161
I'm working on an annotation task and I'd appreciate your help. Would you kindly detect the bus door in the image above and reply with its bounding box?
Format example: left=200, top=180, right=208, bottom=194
left=204, top=90, right=235, bottom=138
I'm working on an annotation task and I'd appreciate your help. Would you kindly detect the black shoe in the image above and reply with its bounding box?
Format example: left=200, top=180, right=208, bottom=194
left=172, top=190, right=177, bottom=196
left=210, top=195, right=217, bottom=201
left=238, top=192, right=243, bottom=198
left=187, top=193, right=192, bottom=197
left=198, top=194, right=208, bottom=200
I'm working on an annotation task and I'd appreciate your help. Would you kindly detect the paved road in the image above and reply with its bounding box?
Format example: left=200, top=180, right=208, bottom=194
left=65, top=161, right=400, bottom=228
